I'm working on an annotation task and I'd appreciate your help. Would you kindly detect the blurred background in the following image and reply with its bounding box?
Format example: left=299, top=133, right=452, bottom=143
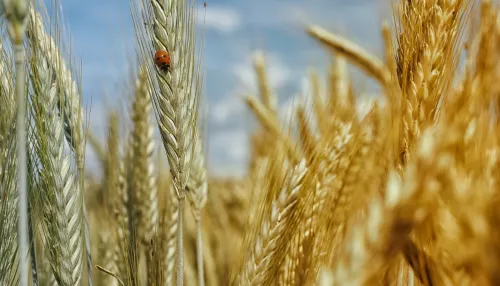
left=54, top=0, right=390, bottom=178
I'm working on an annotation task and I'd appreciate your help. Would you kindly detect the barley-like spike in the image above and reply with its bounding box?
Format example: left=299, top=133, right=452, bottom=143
left=187, top=134, right=207, bottom=286
left=130, top=66, right=159, bottom=245
left=133, top=0, right=202, bottom=284
left=239, top=160, right=307, bottom=285
left=307, top=25, right=390, bottom=86
left=28, top=7, right=92, bottom=285
left=28, top=12, right=84, bottom=285
left=108, top=115, right=130, bottom=280
left=29, top=76, right=83, bottom=286
left=332, top=130, right=441, bottom=285
left=187, top=134, right=207, bottom=212
left=161, top=186, right=179, bottom=285
left=134, top=0, right=200, bottom=195
left=0, top=123, right=19, bottom=285
left=0, top=32, right=19, bottom=286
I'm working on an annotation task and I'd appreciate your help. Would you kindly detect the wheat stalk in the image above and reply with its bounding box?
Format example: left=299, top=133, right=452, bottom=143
left=187, top=134, right=207, bottom=286
left=133, top=0, right=202, bottom=283
left=130, top=66, right=159, bottom=246
left=105, top=111, right=128, bottom=281
left=105, top=112, right=139, bottom=285
left=2, top=0, right=30, bottom=284
left=128, top=66, right=159, bottom=284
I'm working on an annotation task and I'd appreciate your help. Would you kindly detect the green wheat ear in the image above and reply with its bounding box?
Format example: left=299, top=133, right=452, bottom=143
left=132, top=0, right=203, bottom=284
left=27, top=5, right=90, bottom=286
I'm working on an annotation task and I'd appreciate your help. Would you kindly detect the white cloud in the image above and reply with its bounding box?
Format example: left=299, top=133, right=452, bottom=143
left=211, top=129, right=249, bottom=162
left=210, top=95, right=245, bottom=124
left=208, top=129, right=249, bottom=177
left=200, top=6, right=241, bottom=33
left=233, top=51, right=291, bottom=93
left=279, top=73, right=317, bottom=125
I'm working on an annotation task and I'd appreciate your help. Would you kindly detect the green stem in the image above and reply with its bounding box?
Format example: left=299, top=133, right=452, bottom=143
left=14, top=43, right=28, bottom=286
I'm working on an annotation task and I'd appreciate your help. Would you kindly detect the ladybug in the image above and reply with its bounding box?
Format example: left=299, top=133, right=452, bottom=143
left=154, top=50, right=171, bottom=71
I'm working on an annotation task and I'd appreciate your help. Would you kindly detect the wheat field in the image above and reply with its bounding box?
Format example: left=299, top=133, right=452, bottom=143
left=1, top=0, right=500, bottom=285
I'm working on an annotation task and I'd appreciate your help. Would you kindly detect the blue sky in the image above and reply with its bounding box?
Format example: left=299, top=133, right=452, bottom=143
left=51, top=0, right=389, bottom=177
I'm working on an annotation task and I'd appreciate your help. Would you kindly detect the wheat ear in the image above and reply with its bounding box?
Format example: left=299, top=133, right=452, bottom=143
left=133, top=0, right=202, bottom=284
left=253, top=50, right=278, bottom=116
left=28, top=7, right=94, bottom=284
left=130, top=66, right=158, bottom=246
left=2, top=0, right=29, bottom=284
left=0, top=28, right=20, bottom=284
left=308, top=25, right=390, bottom=86
left=129, top=66, right=159, bottom=285
left=161, top=185, right=179, bottom=285
left=395, top=0, right=471, bottom=166
left=244, top=95, right=301, bottom=164
left=105, top=112, right=127, bottom=280
left=238, top=160, right=307, bottom=285
left=331, top=130, right=440, bottom=285
left=187, top=134, right=208, bottom=286
left=28, top=19, right=83, bottom=286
